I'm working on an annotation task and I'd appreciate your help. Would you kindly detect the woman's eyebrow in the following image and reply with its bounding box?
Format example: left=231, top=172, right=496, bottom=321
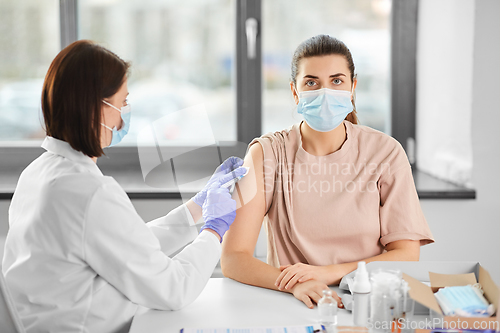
left=303, top=73, right=347, bottom=79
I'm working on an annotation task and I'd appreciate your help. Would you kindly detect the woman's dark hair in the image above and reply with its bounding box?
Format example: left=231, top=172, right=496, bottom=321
left=291, top=34, right=358, bottom=124
left=41, top=40, right=130, bottom=157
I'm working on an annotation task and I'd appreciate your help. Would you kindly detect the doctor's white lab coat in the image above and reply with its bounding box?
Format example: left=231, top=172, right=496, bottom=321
left=2, top=136, right=221, bottom=333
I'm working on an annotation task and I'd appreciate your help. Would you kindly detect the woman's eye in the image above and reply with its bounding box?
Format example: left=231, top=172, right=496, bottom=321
left=333, top=78, right=342, bottom=85
left=305, top=81, right=316, bottom=87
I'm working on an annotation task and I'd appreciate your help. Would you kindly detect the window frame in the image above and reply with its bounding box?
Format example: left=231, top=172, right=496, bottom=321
left=236, top=0, right=262, bottom=144
left=391, top=0, right=418, bottom=167
left=60, top=0, right=78, bottom=49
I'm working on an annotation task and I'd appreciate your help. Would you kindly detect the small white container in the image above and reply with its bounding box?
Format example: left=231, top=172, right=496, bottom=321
left=352, top=261, right=371, bottom=327
left=318, top=289, right=338, bottom=327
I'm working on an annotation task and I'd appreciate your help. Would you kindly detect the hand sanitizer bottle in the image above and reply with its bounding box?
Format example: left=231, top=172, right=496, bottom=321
left=318, top=289, right=338, bottom=327
left=352, top=261, right=371, bottom=327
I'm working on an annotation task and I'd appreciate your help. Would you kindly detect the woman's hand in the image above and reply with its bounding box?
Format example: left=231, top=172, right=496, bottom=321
left=276, top=262, right=351, bottom=290
left=290, top=280, right=343, bottom=309
left=276, top=263, right=331, bottom=290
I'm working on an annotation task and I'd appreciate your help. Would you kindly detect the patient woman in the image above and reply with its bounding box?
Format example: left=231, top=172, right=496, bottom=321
left=221, top=35, right=434, bottom=309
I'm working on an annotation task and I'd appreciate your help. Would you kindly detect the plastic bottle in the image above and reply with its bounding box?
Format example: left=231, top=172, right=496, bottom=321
left=370, top=269, right=402, bottom=327
left=318, top=289, right=338, bottom=327
left=352, top=261, right=371, bottom=327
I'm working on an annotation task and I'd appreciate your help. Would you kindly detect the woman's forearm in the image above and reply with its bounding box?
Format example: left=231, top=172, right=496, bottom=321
left=221, top=251, right=291, bottom=293
left=328, top=240, right=420, bottom=285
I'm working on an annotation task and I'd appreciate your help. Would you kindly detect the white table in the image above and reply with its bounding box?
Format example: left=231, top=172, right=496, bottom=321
left=130, top=278, right=355, bottom=333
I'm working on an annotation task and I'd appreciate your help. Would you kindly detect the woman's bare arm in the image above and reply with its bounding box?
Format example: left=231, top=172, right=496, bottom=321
left=220, top=142, right=284, bottom=290
left=275, top=239, right=420, bottom=290
left=220, top=142, right=347, bottom=308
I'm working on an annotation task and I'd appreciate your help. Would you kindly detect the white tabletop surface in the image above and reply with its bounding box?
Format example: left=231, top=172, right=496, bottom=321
left=130, top=278, right=354, bottom=333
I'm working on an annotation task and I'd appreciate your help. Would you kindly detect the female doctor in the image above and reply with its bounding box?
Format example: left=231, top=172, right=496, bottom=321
left=2, top=40, right=246, bottom=333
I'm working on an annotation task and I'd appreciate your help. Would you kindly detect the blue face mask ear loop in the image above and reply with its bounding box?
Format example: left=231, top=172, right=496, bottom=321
left=100, top=100, right=124, bottom=147
left=100, top=100, right=117, bottom=132
left=101, top=100, right=124, bottom=130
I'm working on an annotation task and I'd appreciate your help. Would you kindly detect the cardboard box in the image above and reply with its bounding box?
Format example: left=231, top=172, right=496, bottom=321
left=341, top=261, right=499, bottom=331
left=403, top=267, right=498, bottom=316
left=403, top=265, right=498, bottom=330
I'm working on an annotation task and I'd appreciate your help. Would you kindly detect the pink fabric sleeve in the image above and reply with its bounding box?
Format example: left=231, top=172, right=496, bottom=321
left=379, top=164, right=435, bottom=247
left=248, top=138, right=277, bottom=215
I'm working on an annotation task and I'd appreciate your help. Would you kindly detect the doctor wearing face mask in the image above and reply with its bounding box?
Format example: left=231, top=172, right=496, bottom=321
left=2, top=40, right=246, bottom=333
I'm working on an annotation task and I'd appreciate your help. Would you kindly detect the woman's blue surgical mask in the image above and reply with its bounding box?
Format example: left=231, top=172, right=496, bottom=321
left=101, top=100, right=131, bottom=147
left=296, top=87, right=353, bottom=132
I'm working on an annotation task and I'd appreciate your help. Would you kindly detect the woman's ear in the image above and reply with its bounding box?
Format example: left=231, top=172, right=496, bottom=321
left=290, top=82, right=299, bottom=105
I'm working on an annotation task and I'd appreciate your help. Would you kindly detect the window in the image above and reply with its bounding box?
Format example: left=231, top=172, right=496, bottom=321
left=0, top=0, right=474, bottom=199
left=79, top=0, right=236, bottom=145
left=0, top=0, right=59, bottom=142
left=0, top=0, right=392, bottom=146
left=416, top=0, right=474, bottom=186
left=5, top=0, right=470, bottom=198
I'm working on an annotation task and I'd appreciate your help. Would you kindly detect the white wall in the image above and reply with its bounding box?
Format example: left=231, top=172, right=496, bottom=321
left=417, top=0, right=500, bottom=285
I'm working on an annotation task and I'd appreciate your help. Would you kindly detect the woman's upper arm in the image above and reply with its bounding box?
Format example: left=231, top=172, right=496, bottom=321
left=385, top=239, right=420, bottom=260
left=222, top=142, right=268, bottom=256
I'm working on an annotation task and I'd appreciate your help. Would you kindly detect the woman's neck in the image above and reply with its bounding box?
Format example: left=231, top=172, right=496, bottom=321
left=300, top=121, right=347, bottom=156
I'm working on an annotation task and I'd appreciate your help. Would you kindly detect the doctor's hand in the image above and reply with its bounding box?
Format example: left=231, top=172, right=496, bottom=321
left=290, top=280, right=343, bottom=309
left=199, top=185, right=238, bottom=241
left=192, top=156, right=245, bottom=207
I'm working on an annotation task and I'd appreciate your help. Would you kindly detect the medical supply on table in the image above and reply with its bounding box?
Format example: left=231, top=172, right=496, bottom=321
left=296, top=87, right=353, bottom=132
left=192, top=156, right=245, bottom=207
left=340, top=293, right=354, bottom=311
left=352, top=261, right=371, bottom=327
left=318, top=289, right=338, bottom=328
left=434, top=284, right=495, bottom=317
left=370, top=269, right=411, bottom=333
left=181, top=324, right=327, bottom=333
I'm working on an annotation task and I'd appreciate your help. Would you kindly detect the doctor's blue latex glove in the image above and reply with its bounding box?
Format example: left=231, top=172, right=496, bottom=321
left=199, top=185, right=238, bottom=241
left=192, top=156, right=245, bottom=207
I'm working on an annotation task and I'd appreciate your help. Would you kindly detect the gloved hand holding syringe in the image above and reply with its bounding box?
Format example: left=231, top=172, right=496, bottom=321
left=220, top=167, right=250, bottom=194
left=191, top=156, right=250, bottom=242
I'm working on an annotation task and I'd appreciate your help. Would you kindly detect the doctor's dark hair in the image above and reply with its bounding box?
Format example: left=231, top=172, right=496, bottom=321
left=291, top=34, right=358, bottom=124
left=41, top=40, right=130, bottom=157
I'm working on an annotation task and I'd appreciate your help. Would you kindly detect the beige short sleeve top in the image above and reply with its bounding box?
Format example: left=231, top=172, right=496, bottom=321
left=249, top=121, right=434, bottom=267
